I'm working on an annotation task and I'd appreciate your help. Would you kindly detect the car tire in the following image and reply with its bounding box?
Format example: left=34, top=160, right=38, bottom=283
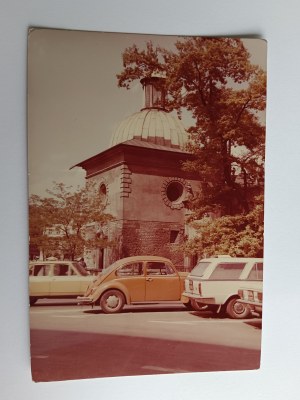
left=225, top=297, right=251, bottom=319
left=29, top=297, right=38, bottom=306
left=100, top=290, right=125, bottom=314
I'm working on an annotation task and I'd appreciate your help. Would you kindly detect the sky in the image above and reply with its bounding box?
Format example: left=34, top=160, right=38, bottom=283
left=28, top=30, right=267, bottom=197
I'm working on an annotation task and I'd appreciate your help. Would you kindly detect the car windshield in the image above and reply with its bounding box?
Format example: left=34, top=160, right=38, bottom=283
left=190, top=262, right=210, bottom=277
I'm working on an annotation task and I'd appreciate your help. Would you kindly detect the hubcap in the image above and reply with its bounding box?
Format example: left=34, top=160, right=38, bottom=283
left=106, top=295, right=119, bottom=309
left=233, top=301, right=245, bottom=314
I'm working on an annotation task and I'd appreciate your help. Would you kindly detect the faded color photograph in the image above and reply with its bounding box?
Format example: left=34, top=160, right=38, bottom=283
left=28, top=29, right=266, bottom=382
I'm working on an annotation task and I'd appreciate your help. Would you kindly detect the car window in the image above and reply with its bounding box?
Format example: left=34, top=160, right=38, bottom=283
left=146, top=262, right=175, bottom=276
left=30, top=264, right=51, bottom=276
left=190, top=262, right=211, bottom=277
left=247, top=262, right=263, bottom=280
left=164, top=264, right=176, bottom=275
left=209, top=262, right=246, bottom=280
left=53, top=264, right=69, bottom=276
left=116, top=262, right=144, bottom=277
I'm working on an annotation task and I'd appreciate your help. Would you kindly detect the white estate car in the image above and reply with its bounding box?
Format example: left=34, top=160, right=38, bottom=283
left=182, top=255, right=263, bottom=319
left=237, top=281, right=263, bottom=316
left=29, top=260, right=95, bottom=306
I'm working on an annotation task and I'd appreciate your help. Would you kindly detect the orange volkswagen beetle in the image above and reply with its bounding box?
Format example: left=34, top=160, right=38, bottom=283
left=77, top=256, right=190, bottom=313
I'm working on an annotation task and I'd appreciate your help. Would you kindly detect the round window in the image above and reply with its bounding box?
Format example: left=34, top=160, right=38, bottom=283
left=161, top=178, right=186, bottom=209
left=166, top=181, right=184, bottom=202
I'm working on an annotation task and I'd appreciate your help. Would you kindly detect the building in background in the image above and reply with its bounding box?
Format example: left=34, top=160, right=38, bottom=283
left=72, top=75, right=200, bottom=270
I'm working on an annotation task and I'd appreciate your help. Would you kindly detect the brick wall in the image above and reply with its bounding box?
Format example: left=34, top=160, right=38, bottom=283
left=121, top=220, right=184, bottom=266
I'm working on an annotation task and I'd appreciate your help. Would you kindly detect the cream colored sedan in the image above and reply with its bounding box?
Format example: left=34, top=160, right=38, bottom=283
left=29, top=261, right=95, bottom=306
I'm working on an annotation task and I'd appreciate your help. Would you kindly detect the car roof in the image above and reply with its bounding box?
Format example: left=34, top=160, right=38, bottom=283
left=115, top=256, right=172, bottom=263
left=200, top=257, right=263, bottom=262
left=29, top=260, right=75, bottom=265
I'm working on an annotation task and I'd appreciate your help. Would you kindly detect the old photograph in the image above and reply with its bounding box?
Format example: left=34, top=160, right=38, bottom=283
left=28, top=29, right=266, bottom=382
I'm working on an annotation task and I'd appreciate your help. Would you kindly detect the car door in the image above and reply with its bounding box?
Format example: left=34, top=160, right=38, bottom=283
left=29, top=264, right=51, bottom=296
left=115, top=262, right=145, bottom=302
left=145, top=261, right=181, bottom=301
left=49, top=263, right=81, bottom=296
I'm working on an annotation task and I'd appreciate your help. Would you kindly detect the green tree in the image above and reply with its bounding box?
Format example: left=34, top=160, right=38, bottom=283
left=29, top=182, right=114, bottom=260
left=117, top=37, right=266, bottom=257
left=184, top=195, right=264, bottom=258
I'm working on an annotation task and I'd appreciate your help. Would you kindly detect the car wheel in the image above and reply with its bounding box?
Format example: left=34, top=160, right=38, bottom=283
left=226, top=297, right=251, bottom=319
left=100, top=290, right=125, bottom=314
left=29, top=297, right=37, bottom=306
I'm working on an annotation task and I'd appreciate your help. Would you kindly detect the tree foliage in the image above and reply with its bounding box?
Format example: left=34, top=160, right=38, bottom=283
left=117, top=37, right=266, bottom=257
left=184, top=195, right=264, bottom=258
left=29, top=182, right=114, bottom=260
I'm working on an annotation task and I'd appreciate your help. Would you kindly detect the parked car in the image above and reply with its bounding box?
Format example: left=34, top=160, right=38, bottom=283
left=29, top=260, right=95, bottom=305
left=182, top=255, right=263, bottom=319
left=77, top=256, right=190, bottom=313
left=237, top=281, right=263, bottom=316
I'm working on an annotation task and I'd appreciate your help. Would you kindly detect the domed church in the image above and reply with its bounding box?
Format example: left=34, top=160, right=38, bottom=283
left=72, top=75, right=200, bottom=270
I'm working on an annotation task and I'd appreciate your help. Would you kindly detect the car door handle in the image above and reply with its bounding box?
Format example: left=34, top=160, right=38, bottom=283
left=146, top=277, right=153, bottom=282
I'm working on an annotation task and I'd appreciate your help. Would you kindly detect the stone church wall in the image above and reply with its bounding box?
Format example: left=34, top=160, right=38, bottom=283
left=84, top=159, right=199, bottom=269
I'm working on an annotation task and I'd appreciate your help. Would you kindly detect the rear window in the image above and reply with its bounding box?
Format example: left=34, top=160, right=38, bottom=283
left=190, top=262, right=210, bottom=277
left=247, top=262, right=263, bottom=280
left=209, top=262, right=246, bottom=280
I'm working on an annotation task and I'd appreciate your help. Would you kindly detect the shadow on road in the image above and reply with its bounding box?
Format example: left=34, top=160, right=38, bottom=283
left=83, top=304, right=188, bottom=315
left=30, top=328, right=261, bottom=382
left=31, top=300, right=82, bottom=307
left=244, top=320, right=262, bottom=329
left=189, top=310, right=262, bottom=325
left=189, top=310, right=222, bottom=319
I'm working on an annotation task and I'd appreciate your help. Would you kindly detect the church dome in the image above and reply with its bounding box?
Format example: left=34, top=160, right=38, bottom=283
left=110, top=74, right=188, bottom=149
left=110, top=108, right=187, bottom=149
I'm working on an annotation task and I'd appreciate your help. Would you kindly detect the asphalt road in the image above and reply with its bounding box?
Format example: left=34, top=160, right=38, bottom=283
left=30, top=300, right=262, bottom=382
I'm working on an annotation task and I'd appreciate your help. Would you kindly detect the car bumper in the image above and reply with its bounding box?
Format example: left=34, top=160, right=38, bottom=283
left=238, top=300, right=262, bottom=313
left=182, top=292, right=216, bottom=304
